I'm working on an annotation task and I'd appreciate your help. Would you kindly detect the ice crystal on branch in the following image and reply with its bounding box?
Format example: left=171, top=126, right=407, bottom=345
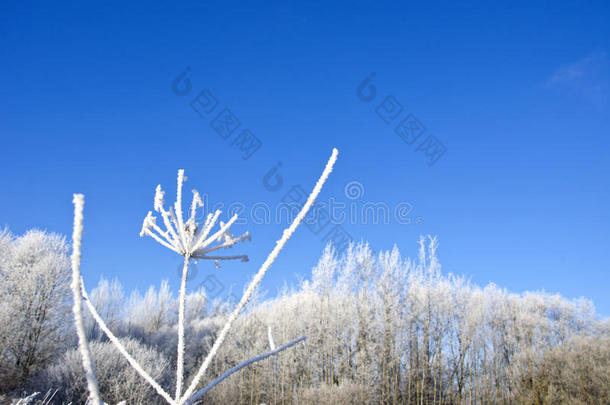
left=139, top=169, right=251, bottom=264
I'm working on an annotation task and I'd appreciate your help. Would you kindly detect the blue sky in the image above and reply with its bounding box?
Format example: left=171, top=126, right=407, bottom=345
left=1, top=1, right=609, bottom=315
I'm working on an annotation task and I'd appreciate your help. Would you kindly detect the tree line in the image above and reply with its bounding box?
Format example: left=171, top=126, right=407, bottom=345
left=1, top=230, right=608, bottom=404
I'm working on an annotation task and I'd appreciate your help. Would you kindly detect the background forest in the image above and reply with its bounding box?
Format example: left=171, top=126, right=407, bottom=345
left=1, top=230, right=608, bottom=404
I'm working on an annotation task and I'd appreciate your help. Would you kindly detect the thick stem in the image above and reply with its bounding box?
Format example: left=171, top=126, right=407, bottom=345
left=175, top=254, right=191, bottom=400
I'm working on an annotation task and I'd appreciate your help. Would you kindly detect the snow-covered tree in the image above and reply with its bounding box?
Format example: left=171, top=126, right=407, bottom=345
left=0, top=230, right=72, bottom=391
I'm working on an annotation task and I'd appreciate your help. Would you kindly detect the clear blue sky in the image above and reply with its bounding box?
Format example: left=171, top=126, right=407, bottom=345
left=1, top=1, right=609, bottom=315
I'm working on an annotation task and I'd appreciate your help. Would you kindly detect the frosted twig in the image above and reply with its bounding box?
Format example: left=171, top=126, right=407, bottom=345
left=195, top=231, right=251, bottom=256
left=189, top=190, right=203, bottom=228
left=194, top=210, right=221, bottom=247
left=193, top=214, right=239, bottom=252
left=180, top=148, right=338, bottom=403
left=70, top=194, right=102, bottom=405
left=174, top=170, right=188, bottom=251
left=80, top=277, right=176, bottom=405
left=183, top=336, right=306, bottom=405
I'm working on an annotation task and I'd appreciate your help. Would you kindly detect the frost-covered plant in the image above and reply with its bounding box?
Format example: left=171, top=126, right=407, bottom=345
left=37, top=338, right=171, bottom=405
left=139, top=168, right=253, bottom=402
left=127, top=280, right=176, bottom=336
left=85, top=277, right=125, bottom=340
left=70, top=148, right=339, bottom=405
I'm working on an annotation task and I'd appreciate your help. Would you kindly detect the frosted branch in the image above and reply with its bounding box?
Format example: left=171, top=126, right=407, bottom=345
left=193, top=210, right=221, bottom=248
left=183, top=336, right=306, bottom=405
left=196, top=232, right=251, bottom=256
left=180, top=148, right=338, bottom=403
left=193, top=214, right=239, bottom=252
left=174, top=170, right=188, bottom=251
left=80, top=277, right=176, bottom=405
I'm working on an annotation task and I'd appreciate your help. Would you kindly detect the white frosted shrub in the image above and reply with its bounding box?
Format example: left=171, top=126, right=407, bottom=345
left=38, top=338, right=171, bottom=405
left=0, top=230, right=72, bottom=391
left=85, top=277, right=125, bottom=339
left=184, top=287, right=207, bottom=325
left=127, top=280, right=177, bottom=337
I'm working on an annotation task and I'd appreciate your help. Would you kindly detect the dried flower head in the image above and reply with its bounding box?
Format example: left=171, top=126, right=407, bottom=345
left=140, top=169, right=250, bottom=264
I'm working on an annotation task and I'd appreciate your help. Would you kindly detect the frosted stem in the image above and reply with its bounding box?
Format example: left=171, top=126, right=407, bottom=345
left=175, top=254, right=191, bottom=400
left=70, top=194, right=102, bottom=405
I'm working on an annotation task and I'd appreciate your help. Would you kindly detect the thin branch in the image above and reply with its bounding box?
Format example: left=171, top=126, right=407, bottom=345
left=194, top=210, right=221, bottom=247
left=180, top=148, right=338, bottom=403
left=143, top=229, right=182, bottom=254
left=193, top=214, right=238, bottom=251
left=70, top=194, right=102, bottom=405
left=174, top=170, right=188, bottom=251
left=80, top=277, right=176, bottom=405
left=146, top=212, right=177, bottom=247
left=189, top=190, right=203, bottom=226
left=183, top=336, right=306, bottom=405
left=195, top=232, right=251, bottom=256
left=155, top=186, right=182, bottom=249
